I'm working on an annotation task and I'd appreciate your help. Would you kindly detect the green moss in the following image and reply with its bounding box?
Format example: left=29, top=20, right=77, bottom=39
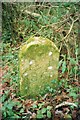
left=19, top=36, right=59, bottom=98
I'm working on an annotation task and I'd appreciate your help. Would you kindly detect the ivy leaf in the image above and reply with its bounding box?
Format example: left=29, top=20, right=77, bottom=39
left=47, top=106, right=52, bottom=110
left=69, top=92, right=77, bottom=99
left=7, top=103, right=13, bottom=110
left=37, top=110, right=43, bottom=119
left=42, top=108, right=47, bottom=113
left=47, top=110, right=51, bottom=118
left=58, top=59, right=63, bottom=69
left=70, top=58, right=76, bottom=65
left=32, top=104, right=37, bottom=109
left=38, top=103, right=44, bottom=109
left=20, top=108, right=24, bottom=113
left=62, top=61, right=66, bottom=73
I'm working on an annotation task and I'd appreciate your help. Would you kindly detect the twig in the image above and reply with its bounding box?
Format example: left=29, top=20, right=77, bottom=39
left=52, top=12, right=79, bottom=32
left=62, top=21, right=74, bottom=42
left=55, top=102, right=77, bottom=109
left=24, top=10, right=41, bottom=17
left=60, top=17, right=79, bottom=44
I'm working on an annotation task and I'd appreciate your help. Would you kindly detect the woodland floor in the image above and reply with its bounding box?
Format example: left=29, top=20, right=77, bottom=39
left=1, top=2, right=80, bottom=120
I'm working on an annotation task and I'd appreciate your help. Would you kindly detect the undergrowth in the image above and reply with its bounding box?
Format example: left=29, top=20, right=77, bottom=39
left=1, top=2, right=80, bottom=120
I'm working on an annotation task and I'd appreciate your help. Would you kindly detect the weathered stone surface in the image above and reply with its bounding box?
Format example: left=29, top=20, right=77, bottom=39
left=19, top=36, right=59, bottom=97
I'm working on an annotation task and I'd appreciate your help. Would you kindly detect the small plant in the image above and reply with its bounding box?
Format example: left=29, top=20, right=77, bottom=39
left=32, top=103, right=52, bottom=119
left=36, top=105, right=52, bottom=119
left=2, top=98, right=20, bottom=119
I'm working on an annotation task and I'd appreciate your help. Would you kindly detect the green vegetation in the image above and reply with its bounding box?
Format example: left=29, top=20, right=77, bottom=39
left=1, top=2, right=79, bottom=120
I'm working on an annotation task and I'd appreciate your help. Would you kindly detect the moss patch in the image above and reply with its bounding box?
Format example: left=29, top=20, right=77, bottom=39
left=19, top=36, right=59, bottom=98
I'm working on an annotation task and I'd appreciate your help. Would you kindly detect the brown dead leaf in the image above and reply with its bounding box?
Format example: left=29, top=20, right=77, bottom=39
left=72, top=82, right=80, bottom=87
left=55, top=95, right=62, bottom=103
left=0, top=66, right=9, bottom=78
left=66, top=97, right=73, bottom=102
left=2, top=82, right=8, bottom=88
left=23, top=99, right=33, bottom=108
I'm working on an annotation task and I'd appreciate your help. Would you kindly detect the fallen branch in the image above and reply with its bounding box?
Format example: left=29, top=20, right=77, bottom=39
left=55, top=101, right=77, bottom=109
left=24, top=10, right=41, bottom=17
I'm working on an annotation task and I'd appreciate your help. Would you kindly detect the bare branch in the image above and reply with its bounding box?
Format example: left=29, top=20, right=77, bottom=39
left=61, top=17, right=79, bottom=43
left=55, top=102, right=77, bottom=109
